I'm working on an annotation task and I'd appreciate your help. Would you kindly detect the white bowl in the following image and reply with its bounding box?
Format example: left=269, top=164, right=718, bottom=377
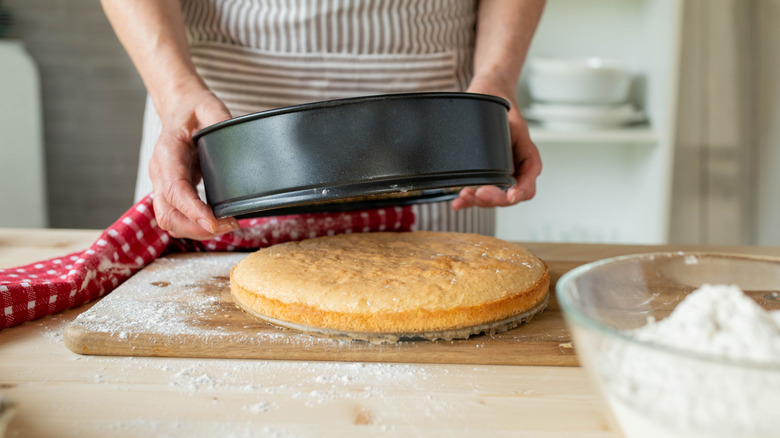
left=523, top=102, right=644, bottom=130
left=527, top=57, right=631, bottom=105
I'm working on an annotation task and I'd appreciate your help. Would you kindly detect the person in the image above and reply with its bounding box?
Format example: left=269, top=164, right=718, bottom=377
left=101, top=0, right=545, bottom=240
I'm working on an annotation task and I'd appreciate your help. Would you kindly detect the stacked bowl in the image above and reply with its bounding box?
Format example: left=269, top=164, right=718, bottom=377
left=523, top=57, right=643, bottom=130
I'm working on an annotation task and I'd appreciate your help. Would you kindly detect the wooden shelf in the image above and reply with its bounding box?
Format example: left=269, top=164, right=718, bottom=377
left=528, top=124, right=658, bottom=146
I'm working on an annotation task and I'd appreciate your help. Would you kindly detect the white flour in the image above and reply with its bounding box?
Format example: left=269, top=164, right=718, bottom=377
left=36, top=313, right=473, bottom=437
left=69, top=253, right=343, bottom=349
left=600, top=284, right=780, bottom=438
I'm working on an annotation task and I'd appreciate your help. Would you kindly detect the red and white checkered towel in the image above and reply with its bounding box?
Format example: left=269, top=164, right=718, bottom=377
left=0, top=194, right=414, bottom=330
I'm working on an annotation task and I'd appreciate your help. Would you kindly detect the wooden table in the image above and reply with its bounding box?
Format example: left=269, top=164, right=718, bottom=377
left=2, top=228, right=778, bottom=438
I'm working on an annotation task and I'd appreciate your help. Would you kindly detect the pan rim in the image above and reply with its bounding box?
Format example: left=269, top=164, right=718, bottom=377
left=212, top=170, right=515, bottom=218
left=192, top=91, right=510, bottom=141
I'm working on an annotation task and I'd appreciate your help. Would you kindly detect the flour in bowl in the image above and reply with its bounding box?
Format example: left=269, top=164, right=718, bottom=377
left=632, top=284, right=780, bottom=365
left=598, top=284, right=780, bottom=438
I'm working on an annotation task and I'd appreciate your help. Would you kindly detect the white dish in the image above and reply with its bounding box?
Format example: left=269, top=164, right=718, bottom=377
left=527, top=57, right=632, bottom=105
left=523, top=102, right=644, bottom=131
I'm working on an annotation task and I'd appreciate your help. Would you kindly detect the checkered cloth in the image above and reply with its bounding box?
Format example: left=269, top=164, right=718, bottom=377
left=0, top=194, right=414, bottom=330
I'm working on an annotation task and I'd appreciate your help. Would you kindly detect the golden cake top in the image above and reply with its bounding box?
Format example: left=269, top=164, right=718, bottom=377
left=231, top=231, right=547, bottom=314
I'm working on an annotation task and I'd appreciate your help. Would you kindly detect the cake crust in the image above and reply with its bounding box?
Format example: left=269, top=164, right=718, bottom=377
left=230, top=231, right=550, bottom=336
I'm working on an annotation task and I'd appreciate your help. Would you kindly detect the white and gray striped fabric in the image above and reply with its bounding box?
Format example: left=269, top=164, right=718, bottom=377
left=135, top=0, right=495, bottom=236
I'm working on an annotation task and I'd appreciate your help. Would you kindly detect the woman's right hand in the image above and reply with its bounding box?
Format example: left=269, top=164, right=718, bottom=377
left=149, top=87, right=239, bottom=240
left=100, top=0, right=238, bottom=239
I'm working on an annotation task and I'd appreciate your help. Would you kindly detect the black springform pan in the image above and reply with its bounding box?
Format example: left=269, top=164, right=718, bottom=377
left=194, top=92, right=515, bottom=218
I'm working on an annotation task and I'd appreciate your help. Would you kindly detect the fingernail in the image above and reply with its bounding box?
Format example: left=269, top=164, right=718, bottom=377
left=217, top=223, right=235, bottom=234
left=511, top=189, right=525, bottom=203
left=198, top=219, right=215, bottom=233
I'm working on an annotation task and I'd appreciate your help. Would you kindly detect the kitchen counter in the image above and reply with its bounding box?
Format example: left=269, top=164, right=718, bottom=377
left=2, top=228, right=778, bottom=437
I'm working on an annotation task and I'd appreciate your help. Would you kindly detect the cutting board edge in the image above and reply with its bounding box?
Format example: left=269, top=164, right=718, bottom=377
left=63, top=323, right=96, bottom=355
left=63, top=320, right=579, bottom=367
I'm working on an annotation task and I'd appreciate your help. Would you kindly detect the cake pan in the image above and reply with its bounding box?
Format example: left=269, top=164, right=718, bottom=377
left=194, top=92, right=514, bottom=218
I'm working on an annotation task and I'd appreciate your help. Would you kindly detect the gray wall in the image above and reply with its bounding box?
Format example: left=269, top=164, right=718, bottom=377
left=4, top=0, right=145, bottom=229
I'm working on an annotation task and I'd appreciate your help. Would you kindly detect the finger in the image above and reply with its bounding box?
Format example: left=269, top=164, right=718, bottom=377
left=158, top=194, right=238, bottom=239
left=164, top=178, right=231, bottom=234
left=217, top=216, right=240, bottom=234
left=152, top=192, right=217, bottom=240
left=508, top=111, right=542, bottom=204
left=190, top=150, right=203, bottom=186
left=459, top=186, right=476, bottom=198
left=505, top=186, right=526, bottom=204
left=150, top=134, right=233, bottom=236
left=513, top=153, right=541, bottom=202
left=152, top=160, right=238, bottom=236
left=195, top=93, right=232, bottom=128
left=453, top=187, right=478, bottom=210
left=474, top=186, right=512, bottom=208
left=514, top=176, right=537, bottom=202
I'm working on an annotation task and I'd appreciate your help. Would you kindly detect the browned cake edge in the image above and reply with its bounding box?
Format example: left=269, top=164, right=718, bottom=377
left=230, top=261, right=550, bottom=334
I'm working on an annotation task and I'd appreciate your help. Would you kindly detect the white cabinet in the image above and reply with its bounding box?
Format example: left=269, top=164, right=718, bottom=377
left=0, top=40, right=47, bottom=228
left=495, top=0, right=683, bottom=244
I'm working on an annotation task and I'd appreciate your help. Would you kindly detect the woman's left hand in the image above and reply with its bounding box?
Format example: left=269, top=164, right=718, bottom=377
left=453, top=78, right=542, bottom=210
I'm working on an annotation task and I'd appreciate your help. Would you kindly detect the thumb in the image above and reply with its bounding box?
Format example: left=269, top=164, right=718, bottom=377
left=197, top=94, right=232, bottom=128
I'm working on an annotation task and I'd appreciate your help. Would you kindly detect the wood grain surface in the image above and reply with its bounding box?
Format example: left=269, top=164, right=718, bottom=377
left=64, top=252, right=582, bottom=366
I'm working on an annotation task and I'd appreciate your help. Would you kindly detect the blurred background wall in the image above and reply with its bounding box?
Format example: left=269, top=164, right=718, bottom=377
left=670, top=0, right=755, bottom=245
left=755, top=1, right=780, bottom=246
left=670, top=0, right=778, bottom=247
left=2, top=0, right=144, bottom=229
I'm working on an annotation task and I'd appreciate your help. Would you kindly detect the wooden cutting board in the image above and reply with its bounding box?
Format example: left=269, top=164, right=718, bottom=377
left=64, top=252, right=583, bottom=366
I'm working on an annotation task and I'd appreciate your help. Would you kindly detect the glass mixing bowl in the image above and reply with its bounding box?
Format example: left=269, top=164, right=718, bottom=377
left=556, top=252, right=780, bottom=438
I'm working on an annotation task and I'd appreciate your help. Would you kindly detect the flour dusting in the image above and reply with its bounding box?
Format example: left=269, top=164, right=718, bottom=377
left=601, top=284, right=780, bottom=437
left=71, top=254, right=244, bottom=337
left=69, top=253, right=339, bottom=349
left=32, top=299, right=505, bottom=437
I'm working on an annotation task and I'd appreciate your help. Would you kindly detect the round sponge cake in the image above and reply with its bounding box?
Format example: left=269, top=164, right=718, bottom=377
left=230, top=231, right=549, bottom=341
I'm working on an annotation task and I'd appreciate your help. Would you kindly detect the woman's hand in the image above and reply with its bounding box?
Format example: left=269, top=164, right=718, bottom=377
left=453, top=0, right=545, bottom=211
left=452, top=77, right=542, bottom=210
left=149, top=87, right=239, bottom=239
left=101, top=0, right=238, bottom=239
left=452, top=0, right=544, bottom=211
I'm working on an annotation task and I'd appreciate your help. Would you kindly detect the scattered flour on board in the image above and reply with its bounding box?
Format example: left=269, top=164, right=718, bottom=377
left=243, top=401, right=275, bottom=414
left=70, top=254, right=245, bottom=338
left=602, top=284, right=780, bottom=437
left=68, top=253, right=345, bottom=349
left=39, top=310, right=479, bottom=435
left=36, top=310, right=477, bottom=436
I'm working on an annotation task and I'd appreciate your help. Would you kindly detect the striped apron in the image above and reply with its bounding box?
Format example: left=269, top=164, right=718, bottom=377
left=135, top=0, right=495, bottom=235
